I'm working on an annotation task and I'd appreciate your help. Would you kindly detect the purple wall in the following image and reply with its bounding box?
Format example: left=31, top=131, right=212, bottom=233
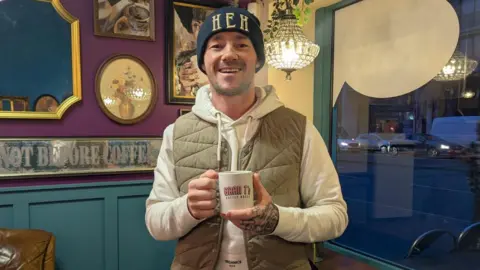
left=0, top=0, right=187, bottom=137
left=0, top=0, right=253, bottom=187
left=0, top=0, right=254, bottom=137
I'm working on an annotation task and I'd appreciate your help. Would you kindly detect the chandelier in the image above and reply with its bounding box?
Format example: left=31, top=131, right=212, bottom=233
left=264, top=0, right=320, bottom=80
left=462, top=89, right=476, bottom=99
left=433, top=50, right=478, bottom=81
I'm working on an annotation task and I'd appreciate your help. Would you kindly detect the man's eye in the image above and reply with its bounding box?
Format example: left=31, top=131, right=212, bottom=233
left=239, top=44, right=249, bottom=48
left=210, top=44, right=221, bottom=49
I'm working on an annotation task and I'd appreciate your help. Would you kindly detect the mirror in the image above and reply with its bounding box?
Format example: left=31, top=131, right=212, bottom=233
left=0, top=0, right=81, bottom=119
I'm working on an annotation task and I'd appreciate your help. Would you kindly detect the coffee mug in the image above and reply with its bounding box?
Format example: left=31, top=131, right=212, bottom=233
left=218, top=171, right=254, bottom=214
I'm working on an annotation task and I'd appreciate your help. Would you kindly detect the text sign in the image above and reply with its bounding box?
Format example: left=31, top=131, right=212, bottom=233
left=0, top=137, right=162, bottom=179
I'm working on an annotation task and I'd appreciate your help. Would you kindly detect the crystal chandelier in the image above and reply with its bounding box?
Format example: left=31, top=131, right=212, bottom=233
left=433, top=50, right=478, bottom=81
left=462, top=89, right=476, bottom=99
left=264, top=0, right=320, bottom=80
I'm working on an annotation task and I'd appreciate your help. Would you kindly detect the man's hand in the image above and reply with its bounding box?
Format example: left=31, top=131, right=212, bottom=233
left=187, top=170, right=219, bottom=220
left=221, top=173, right=279, bottom=235
left=178, top=61, right=199, bottom=95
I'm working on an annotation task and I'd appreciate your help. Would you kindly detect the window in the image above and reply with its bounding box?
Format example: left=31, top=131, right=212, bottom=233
left=331, top=0, right=480, bottom=268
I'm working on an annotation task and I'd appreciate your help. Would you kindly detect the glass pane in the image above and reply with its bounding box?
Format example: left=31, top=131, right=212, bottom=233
left=332, top=0, right=480, bottom=268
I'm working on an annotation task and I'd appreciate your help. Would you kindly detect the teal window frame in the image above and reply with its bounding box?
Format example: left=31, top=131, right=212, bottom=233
left=313, top=1, right=413, bottom=269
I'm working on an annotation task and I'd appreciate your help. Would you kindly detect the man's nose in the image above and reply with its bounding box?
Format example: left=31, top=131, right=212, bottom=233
left=221, top=45, right=239, bottom=62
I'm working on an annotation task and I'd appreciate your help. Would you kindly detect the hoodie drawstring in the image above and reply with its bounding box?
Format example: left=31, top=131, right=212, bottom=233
left=216, top=114, right=253, bottom=172
left=216, top=113, right=222, bottom=171
left=243, top=116, right=253, bottom=146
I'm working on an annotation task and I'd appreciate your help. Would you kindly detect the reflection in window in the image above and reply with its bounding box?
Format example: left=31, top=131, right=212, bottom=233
left=332, top=0, right=480, bottom=268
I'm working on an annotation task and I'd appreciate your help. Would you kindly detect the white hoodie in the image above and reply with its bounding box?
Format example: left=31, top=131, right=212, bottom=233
left=145, top=85, right=348, bottom=270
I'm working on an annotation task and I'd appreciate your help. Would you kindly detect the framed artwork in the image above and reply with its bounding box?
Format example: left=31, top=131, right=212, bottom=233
left=165, top=0, right=225, bottom=105
left=94, top=0, right=155, bottom=41
left=0, top=0, right=82, bottom=120
left=95, top=54, right=157, bottom=125
left=178, top=108, right=191, bottom=116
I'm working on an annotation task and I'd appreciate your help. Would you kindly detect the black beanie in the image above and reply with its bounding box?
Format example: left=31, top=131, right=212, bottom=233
left=196, top=6, right=265, bottom=74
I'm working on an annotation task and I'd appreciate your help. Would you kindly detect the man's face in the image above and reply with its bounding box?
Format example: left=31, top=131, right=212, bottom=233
left=202, top=31, right=258, bottom=96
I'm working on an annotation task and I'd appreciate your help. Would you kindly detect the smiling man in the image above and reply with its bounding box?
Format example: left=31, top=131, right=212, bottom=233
left=145, top=6, right=348, bottom=270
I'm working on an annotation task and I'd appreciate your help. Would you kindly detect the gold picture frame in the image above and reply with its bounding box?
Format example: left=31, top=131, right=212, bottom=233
left=95, top=54, right=157, bottom=125
left=94, top=0, right=155, bottom=41
left=0, top=0, right=82, bottom=119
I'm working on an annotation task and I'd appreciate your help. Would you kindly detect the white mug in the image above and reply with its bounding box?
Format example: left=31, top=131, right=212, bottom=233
left=218, top=171, right=254, bottom=214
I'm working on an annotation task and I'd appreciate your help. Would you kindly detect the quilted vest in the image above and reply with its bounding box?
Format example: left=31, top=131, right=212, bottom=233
left=170, top=106, right=311, bottom=270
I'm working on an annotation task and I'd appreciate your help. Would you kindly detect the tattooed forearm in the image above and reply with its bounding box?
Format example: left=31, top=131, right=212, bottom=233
left=239, top=203, right=279, bottom=235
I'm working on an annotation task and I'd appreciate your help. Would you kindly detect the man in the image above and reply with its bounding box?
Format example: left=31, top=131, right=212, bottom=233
left=145, top=6, right=348, bottom=270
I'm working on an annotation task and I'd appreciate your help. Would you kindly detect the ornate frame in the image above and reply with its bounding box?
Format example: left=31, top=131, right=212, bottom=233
left=0, top=0, right=82, bottom=119
left=95, top=54, right=158, bottom=125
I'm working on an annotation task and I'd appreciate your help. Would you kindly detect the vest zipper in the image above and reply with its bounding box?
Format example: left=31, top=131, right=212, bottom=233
left=243, top=231, right=253, bottom=270
left=212, top=218, right=225, bottom=270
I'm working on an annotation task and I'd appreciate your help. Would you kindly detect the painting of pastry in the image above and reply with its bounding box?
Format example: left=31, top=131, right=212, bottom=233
left=94, top=0, right=155, bottom=41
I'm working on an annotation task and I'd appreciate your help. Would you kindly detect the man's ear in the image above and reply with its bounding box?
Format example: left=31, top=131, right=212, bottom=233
left=202, top=63, right=206, bottom=71
left=256, top=62, right=261, bottom=69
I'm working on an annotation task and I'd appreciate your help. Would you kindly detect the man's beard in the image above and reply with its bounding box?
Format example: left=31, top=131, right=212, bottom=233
left=212, top=81, right=252, bottom=97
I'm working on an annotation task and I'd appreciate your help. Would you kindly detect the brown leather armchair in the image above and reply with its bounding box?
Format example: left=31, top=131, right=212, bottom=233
left=0, top=228, right=55, bottom=270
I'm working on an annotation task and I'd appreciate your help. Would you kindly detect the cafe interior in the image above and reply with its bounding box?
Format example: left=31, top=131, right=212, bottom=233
left=1, top=0, right=480, bottom=269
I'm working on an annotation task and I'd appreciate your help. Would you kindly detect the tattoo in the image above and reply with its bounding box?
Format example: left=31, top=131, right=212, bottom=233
left=239, top=203, right=279, bottom=235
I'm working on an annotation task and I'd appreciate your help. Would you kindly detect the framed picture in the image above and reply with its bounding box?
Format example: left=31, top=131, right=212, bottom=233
left=95, top=54, right=157, bottom=125
left=178, top=108, right=191, bottom=116
left=94, top=0, right=155, bottom=41
left=165, top=0, right=225, bottom=105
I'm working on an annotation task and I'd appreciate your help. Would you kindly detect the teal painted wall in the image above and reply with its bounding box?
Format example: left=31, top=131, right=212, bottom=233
left=0, top=180, right=176, bottom=270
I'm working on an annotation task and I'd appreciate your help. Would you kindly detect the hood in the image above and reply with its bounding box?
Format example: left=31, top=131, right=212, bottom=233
left=191, top=84, right=285, bottom=170
left=191, top=84, right=284, bottom=125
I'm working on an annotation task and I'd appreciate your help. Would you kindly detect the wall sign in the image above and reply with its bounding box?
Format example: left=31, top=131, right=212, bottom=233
left=0, top=137, right=162, bottom=180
